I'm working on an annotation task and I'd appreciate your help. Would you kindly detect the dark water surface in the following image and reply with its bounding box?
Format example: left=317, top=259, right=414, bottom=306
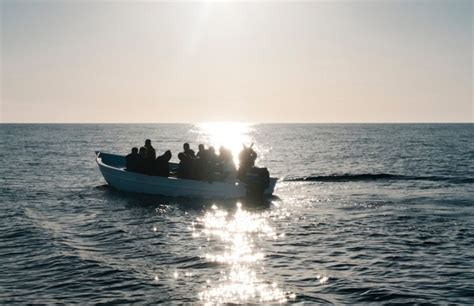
left=1, top=123, right=473, bottom=304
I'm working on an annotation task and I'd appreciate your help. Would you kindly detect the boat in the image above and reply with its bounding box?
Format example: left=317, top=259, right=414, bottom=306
left=96, top=152, right=278, bottom=199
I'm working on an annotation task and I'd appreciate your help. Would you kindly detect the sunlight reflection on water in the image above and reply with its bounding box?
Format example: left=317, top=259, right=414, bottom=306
left=192, top=203, right=292, bottom=304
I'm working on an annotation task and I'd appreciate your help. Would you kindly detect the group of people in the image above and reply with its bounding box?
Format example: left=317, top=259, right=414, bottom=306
left=177, top=143, right=237, bottom=181
left=125, top=139, right=172, bottom=176
left=125, top=139, right=258, bottom=182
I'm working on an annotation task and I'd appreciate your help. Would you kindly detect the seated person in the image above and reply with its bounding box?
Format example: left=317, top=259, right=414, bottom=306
left=144, top=139, right=156, bottom=160
left=207, top=146, right=219, bottom=180
left=177, top=152, right=193, bottom=179
left=155, top=150, right=172, bottom=177
left=237, top=145, right=257, bottom=181
left=218, top=146, right=237, bottom=182
left=125, top=147, right=140, bottom=172
left=137, top=147, right=147, bottom=173
left=195, top=144, right=209, bottom=180
left=183, top=143, right=196, bottom=159
left=196, top=144, right=208, bottom=160
left=143, top=139, right=156, bottom=175
left=208, top=146, right=218, bottom=163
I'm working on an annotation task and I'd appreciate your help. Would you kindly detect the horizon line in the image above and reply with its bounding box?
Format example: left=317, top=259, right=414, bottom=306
left=1, top=121, right=473, bottom=124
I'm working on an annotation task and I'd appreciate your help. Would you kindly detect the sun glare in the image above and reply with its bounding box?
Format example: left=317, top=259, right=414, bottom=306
left=193, top=122, right=254, bottom=166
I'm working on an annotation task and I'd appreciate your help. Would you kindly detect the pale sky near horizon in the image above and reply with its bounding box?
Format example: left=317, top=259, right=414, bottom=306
left=1, top=0, right=472, bottom=123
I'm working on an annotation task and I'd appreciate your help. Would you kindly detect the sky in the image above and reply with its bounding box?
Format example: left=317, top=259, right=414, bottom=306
left=1, top=0, right=472, bottom=123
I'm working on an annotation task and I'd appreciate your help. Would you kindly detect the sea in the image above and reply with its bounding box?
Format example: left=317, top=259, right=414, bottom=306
left=1, top=123, right=473, bottom=304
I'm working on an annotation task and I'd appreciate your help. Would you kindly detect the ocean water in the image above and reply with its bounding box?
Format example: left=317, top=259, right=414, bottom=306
left=0, top=123, right=473, bottom=304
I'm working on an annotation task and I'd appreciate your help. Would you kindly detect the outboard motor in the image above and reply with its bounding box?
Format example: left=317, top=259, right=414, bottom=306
left=244, top=167, right=270, bottom=197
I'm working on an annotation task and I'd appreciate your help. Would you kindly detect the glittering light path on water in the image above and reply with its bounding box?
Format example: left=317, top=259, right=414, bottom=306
left=191, top=203, right=293, bottom=304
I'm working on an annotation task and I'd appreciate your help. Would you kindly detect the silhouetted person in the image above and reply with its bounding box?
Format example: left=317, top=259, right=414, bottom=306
left=217, top=146, right=226, bottom=172
left=126, top=147, right=140, bottom=172
left=237, top=145, right=269, bottom=195
left=139, top=147, right=146, bottom=158
left=195, top=144, right=209, bottom=180
left=137, top=147, right=147, bottom=173
left=208, top=146, right=218, bottom=162
left=207, top=146, right=219, bottom=180
left=237, top=145, right=257, bottom=181
left=144, top=139, right=156, bottom=160
left=196, top=144, right=208, bottom=160
left=155, top=150, right=172, bottom=177
left=143, top=139, right=156, bottom=174
left=177, top=152, right=193, bottom=179
left=219, top=146, right=237, bottom=182
left=183, top=143, right=196, bottom=159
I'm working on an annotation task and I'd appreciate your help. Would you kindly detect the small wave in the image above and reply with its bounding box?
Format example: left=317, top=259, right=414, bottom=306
left=285, top=173, right=474, bottom=184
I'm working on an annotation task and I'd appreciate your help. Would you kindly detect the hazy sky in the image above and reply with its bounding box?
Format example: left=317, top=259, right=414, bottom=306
left=1, top=0, right=472, bottom=123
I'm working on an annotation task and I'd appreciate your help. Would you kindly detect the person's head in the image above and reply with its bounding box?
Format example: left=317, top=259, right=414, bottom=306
left=209, top=146, right=215, bottom=154
left=139, top=147, right=146, bottom=156
left=145, top=139, right=151, bottom=146
left=131, top=147, right=138, bottom=154
left=183, top=143, right=190, bottom=150
left=178, top=152, right=185, bottom=161
left=198, top=144, right=205, bottom=151
left=219, top=146, right=226, bottom=155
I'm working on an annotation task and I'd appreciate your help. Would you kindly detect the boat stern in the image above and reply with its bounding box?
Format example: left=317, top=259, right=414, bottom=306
left=264, top=177, right=278, bottom=195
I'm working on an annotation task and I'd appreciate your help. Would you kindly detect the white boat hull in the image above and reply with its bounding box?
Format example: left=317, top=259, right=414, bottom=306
left=96, top=152, right=277, bottom=199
